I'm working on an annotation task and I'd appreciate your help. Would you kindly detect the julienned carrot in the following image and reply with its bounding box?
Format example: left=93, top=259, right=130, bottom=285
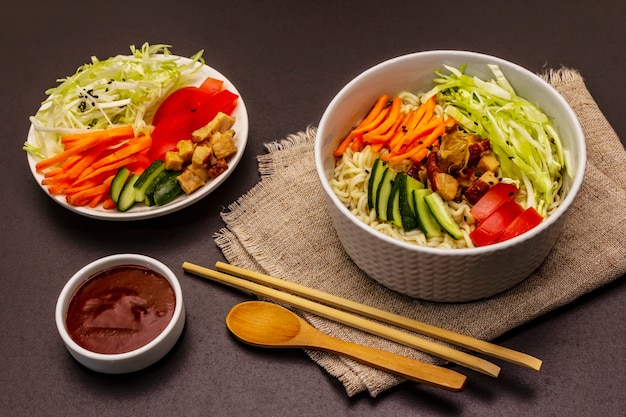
left=102, top=198, right=117, bottom=210
left=66, top=181, right=111, bottom=206
left=401, top=116, right=442, bottom=147
left=385, top=95, right=436, bottom=153
left=42, top=177, right=72, bottom=195
left=382, top=121, right=443, bottom=162
left=62, top=175, right=111, bottom=194
left=334, top=94, right=457, bottom=165
left=334, top=108, right=390, bottom=157
left=35, top=125, right=150, bottom=210
left=88, top=193, right=105, bottom=208
left=360, top=95, right=390, bottom=127
left=333, top=95, right=391, bottom=158
left=387, top=111, right=419, bottom=152
left=59, top=154, right=83, bottom=172
left=363, top=97, right=402, bottom=139
left=362, top=114, right=404, bottom=144
left=66, top=175, right=115, bottom=207
left=43, top=166, right=65, bottom=178
left=65, top=144, right=106, bottom=180
left=349, top=95, right=391, bottom=137
left=388, top=123, right=446, bottom=163
left=73, top=155, right=137, bottom=185
left=89, top=135, right=151, bottom=171
left=35, top=125, right=134, bottom=172
left=60, top=125, right=134, bottom=146
left=350, top=135, right=364, bottom=152
left=333, top=133, right=357, bottom=158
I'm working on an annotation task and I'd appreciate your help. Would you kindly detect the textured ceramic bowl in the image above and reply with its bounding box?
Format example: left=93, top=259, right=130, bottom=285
left=55, top=254, right=185, bottom=373
left=315, top=50, right=586, bottom=302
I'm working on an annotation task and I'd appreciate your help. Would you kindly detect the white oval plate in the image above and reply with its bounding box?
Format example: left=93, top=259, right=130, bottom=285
left=26, top=58, right=249, bottom=221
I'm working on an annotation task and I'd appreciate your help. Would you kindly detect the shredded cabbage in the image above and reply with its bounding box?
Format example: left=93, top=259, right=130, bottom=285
left=24, top=43, right=205, bottom=159
left=424, top=64, right=568, bottom=216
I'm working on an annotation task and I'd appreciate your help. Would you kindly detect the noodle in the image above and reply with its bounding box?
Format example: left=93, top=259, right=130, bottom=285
left=331, top=145, right=474, bottom=249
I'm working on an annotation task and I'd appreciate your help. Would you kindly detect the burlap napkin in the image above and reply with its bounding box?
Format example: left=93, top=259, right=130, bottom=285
left=213, top=69, right=626, bottom=397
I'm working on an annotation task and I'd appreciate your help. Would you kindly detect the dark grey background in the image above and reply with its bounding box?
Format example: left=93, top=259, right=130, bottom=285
left=1, top=1, right=624, bottom=416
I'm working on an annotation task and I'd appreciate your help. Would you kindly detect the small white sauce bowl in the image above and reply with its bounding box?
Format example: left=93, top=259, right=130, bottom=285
left=55, top=254, right=185, bottom=374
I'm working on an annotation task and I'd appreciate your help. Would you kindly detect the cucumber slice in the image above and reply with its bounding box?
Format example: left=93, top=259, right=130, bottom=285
left=387, top=174, right=403, bottom=228
left=424, top=191, right=463, bottom=240
left=110, top=167, right=131, bottom=203
left=390, top=172, right=419, bottom=230
left=367, top=159, right=385, bottom=210
left=413, top=189, right=442, bottom=238
left=400, top=173, right=422, bottom=231
left=133, top=160, right=165, bottom=203
left=404, top=174, right=425, bottom=216
left=143, top=170, right=167, bottom=206
left=376, top=167, right=396, bottom=221
left=117, top=174, right=140, bottom=212
left=153, top=171, right=183, bottom=206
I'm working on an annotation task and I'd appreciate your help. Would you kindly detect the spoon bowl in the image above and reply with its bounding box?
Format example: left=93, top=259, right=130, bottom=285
left=226, top=301, right=466, bottom=392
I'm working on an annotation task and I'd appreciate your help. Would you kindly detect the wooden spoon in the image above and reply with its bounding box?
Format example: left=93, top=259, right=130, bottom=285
left=226, top=301, right=466, bottom=392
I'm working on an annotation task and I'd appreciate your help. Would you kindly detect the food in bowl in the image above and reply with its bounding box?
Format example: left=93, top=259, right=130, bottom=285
left=315, top=51, right=585, bottom=301
left=23, top=43, right=249, bottom=220
left=330, top=64, right=567, bottom=248
left=65, top=264, right=176, bottom=354
left=56, top=254, right=185, bottom=373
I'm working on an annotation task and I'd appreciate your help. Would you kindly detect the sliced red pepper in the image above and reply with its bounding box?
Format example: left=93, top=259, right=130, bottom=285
left=496, top=207, right=543, bottom=243
left=199, top=76, right=224, bottom=95
left=470, top=198, right=524, bottom=246
left=147, top=80, right=239, bottom=162
left=470, top=182, right=519, bottom=223
left=152, top=86, right=216, bottom=126
left=190, top=89, right=239, bottom=131
left=147, top=114, right=194, bottom=161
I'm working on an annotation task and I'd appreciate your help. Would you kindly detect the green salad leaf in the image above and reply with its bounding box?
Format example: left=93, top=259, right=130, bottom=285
left=24, top=43, right=204, bottom=159
left=424, top=64, right=568, bottom=216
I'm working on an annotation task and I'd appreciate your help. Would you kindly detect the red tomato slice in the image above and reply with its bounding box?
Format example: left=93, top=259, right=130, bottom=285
left=470, top=198, right=524, bottom=246
left=199, top=76, right=224, bottom=95
left=148, top=114, right=194, bottom=161
left=496, top=207, right=543, bottom=243
left=470, top=182, right=519, bottom=223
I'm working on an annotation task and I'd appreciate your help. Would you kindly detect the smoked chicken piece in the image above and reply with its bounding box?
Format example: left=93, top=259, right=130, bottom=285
left=438, top=128, right=469, bottom=173
left=464, top=179, right=491, bottom=204
left=426, top=152, right=460, bottom=201
left=468, top=138, right=491, bottom=166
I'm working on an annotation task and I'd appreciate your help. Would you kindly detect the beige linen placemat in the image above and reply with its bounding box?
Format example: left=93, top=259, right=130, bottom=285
left=214, top=69, right=626, bottom=397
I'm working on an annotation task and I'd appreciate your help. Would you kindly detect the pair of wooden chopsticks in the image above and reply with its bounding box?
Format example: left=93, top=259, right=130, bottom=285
left=182, top=261, right=542, bottom=377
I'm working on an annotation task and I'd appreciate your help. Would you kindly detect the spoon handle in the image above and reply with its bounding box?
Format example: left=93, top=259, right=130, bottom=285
left=303, top=326, right=466, bottom=392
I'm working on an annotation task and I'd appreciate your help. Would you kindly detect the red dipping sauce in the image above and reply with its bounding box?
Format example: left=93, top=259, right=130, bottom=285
left=65, top=265, right=176, bottom=354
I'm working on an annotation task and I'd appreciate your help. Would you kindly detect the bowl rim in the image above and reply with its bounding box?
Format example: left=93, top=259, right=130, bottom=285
left=55, top=253, right=184, bottom=361
left=315, top=49, right=586, bottom=255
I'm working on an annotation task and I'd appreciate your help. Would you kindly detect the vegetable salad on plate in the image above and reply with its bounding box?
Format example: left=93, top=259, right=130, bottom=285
left=330, top=64, right=569, bottom=248
left=24, top=43, right=242, bottom=214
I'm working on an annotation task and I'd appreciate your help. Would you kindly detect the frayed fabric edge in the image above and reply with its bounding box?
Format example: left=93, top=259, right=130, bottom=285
left=539, top=67, right=582, bottom=86
left=258, top=126, right=317, bottom=177
left=263, top=125, right=317, bottom=153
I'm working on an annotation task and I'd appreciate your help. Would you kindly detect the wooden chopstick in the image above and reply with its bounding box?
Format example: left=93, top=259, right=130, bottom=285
left=214, top=261, right=542, bottom=371
left=183, top=261, right=502, bottom=377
